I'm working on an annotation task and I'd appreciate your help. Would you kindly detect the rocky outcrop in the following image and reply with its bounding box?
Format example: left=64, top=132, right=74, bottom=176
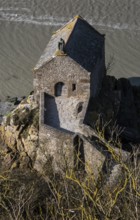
left=85, top=76, right=121, bottom=125
left=85, top=76, right=140, bottom=143
left=0, top=95, right=39, bottom=170
left=0, top=97, right=23, bottom=124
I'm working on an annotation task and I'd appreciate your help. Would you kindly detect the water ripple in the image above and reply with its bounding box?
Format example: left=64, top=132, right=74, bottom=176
left=0, top=9, right=140, bottom=31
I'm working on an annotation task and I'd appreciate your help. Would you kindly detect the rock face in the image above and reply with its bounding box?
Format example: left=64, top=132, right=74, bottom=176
left=85, top=76, right=140, bottom=143
left=0, top=95, right=39, bottom=170
left=85, top=76, right=122, bottom=126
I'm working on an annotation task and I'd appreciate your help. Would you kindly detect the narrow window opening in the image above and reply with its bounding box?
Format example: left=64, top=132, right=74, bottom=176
left=55, top=82, right=64, bottom=97
left=77, top=103, right=83, bottom=114
left=72, top=83, right=76, bottom=91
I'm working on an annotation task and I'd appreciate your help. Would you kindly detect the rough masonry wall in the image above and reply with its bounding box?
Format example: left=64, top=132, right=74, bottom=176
left=33, top=55, right=106, bottom=176
left=84, top=139, right=105, bottom=179
left=34, top=56, right=90, bottom=100
left=34, top=56, right=90, bottom=132
left=34, top=124, right=74, bottom=173
left=44, top=95, right=89, bottom=133
left=35, top=124, right=106, bottom=180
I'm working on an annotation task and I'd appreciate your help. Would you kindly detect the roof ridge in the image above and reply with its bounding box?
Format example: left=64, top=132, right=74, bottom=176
left=53, top=15, right=83, bottom=35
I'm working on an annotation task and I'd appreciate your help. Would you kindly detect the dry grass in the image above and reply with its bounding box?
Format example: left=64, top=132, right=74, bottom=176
left=0, top=143, right=139, bottom=220
left=0, top=120, right=140, bottom=219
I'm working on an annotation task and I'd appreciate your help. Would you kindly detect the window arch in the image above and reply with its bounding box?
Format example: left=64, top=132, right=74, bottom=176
left=55, top=82, right=64, bottom=97
left=77, top=102, right=83, bottom=114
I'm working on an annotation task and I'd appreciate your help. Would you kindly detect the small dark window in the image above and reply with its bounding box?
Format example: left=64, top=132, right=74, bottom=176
left=77, top=103, right=83, bottom=114
left=72, top=84, right=76, bottom=91
left=55, top=82, right=64, bottom=97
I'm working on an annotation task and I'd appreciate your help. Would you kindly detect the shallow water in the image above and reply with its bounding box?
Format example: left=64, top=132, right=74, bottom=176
left=0, top=0, right=140, bottom=100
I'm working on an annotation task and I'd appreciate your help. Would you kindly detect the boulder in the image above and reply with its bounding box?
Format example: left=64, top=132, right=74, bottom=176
left=0, top=95, right=39, bottom=170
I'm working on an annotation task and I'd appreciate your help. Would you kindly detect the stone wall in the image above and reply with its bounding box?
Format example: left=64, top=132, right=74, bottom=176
left=35, top=123, right=106, bottom=179
left=33, top=50, right=106, bottom=177
left=34, top=124, right=74, bottom=173
left=33, top=56, right=91, bottom=103
left=41, top=92, right=89, bottom=133
left=34, top=56, right=91, bottom=133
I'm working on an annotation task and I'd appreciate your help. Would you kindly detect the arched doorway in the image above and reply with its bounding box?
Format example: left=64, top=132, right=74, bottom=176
left=55, top=82, right=64, bottom=97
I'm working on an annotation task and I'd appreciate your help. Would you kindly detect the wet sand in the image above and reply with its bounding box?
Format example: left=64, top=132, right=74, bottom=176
left=0, top=0, right=140, bottom=100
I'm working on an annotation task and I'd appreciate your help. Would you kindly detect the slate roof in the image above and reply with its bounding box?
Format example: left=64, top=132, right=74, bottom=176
left=34, top=15, right=105, bottom=72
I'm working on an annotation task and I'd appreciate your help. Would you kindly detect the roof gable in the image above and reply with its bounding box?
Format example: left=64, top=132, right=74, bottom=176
left=35, top=55, right=90, bottom=77
left=34, top=16, right=104, bottom=71
left=65, top=18, right=104, bottom=72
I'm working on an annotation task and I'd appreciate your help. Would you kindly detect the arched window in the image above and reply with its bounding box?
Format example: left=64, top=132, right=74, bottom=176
left=55, top=82, right=64, bottom=97
left=77, top=102, right=83, bottom=114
